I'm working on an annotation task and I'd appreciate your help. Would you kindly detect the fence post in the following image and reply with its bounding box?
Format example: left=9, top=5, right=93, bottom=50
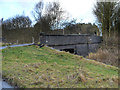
left=32, top=37, right=34, bottom=44
left=16, top=40, right=18, bottom=44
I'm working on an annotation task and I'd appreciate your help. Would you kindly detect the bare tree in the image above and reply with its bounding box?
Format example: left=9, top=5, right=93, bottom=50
left=113, top=1, right=120, bottom=34
left=93, top=2, right=116, bottom=37
left=33, top=1, right=67, bottom=33
left=32, top=1, right=44, bottom=22
left=2, top=15, right=32, bottom=30
left=44, top=1, right=65, bottom=30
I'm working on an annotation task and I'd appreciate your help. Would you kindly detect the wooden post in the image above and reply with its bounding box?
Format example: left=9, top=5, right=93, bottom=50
left=63, top=29, right=64, bottom=35
left=32, top=37, right=34, bottom=44
left=17, top=40, right=18, bottom=44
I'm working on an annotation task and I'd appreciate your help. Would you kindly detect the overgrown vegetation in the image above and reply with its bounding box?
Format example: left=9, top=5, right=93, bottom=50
left=87, top=1, right=119, bottom=67
left=87, top=34, right=118, bottom=67
left=2, top=45, right=118, bottom=88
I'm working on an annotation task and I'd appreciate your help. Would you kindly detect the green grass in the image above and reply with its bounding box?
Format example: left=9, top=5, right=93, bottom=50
left=2, top=45, right=118, bottom=88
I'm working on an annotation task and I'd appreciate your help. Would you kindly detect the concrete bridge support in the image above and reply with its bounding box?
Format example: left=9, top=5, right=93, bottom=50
left=40, top=34, right=102, bottom=56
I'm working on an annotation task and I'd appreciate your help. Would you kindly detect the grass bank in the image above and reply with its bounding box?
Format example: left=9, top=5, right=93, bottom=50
left=2, top=45, right=118, bottom=88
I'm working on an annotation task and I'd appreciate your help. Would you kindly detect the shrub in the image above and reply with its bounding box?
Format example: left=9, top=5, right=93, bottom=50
left=87, top=34, right=118, bottom=67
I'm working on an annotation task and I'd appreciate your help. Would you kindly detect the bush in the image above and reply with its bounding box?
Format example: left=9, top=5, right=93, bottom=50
left=87, top=34, right=118, bottom=67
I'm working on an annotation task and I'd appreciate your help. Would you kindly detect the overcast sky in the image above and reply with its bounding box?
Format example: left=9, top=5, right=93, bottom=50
left=0, top=0, right=97, bottom=24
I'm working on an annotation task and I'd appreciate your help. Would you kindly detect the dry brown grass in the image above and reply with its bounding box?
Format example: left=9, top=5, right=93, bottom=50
left=87, top=34, right=118, bottom=67
left=87, top=48, right=118, bottom=67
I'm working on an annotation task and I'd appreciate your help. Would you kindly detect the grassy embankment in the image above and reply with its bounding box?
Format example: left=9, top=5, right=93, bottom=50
left=2, top=45, right=118, bottom=88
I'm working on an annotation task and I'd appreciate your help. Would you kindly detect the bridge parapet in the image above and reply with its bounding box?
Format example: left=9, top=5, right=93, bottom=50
left=40, top=34, right=102, bottom=56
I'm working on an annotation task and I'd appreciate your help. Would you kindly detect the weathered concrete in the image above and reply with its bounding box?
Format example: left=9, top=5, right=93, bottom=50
left=76, top=44, right=88, bottom=56
left=40, top=34, right=102, bottom=56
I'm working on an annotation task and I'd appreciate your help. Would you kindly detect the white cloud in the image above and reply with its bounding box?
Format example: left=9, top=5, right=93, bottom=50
left=59, top=0, right=97, bottom=23
left=0, top=0, right=97, bottom=24
left=0, top=0, right=39, bottom=2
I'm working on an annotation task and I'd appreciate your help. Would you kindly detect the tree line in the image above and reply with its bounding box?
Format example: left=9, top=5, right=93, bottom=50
left=2, top=15, right=32, bottom=30
left=2, top=1, right=120, bottom=40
